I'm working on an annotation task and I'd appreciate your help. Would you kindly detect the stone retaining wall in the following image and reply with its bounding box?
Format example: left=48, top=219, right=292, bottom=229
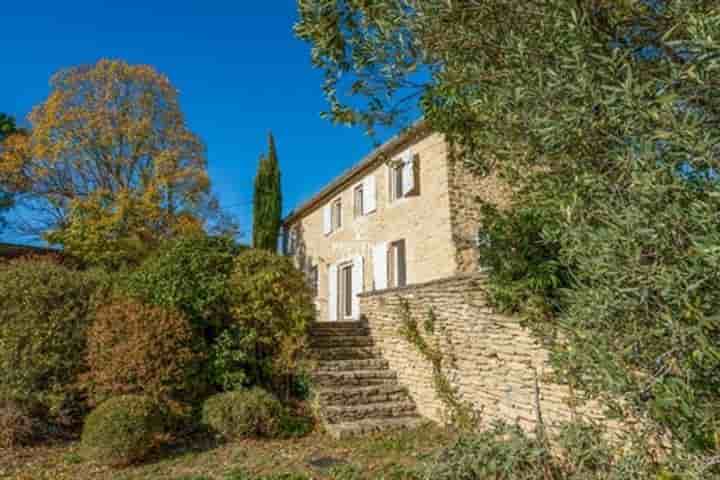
left=359, top=274, right=617, bottom=432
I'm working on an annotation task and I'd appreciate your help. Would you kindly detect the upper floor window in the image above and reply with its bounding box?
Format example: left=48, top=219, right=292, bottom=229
left=389, top=151, right=419, bottom=202
left=353, top=184, right=364, bottom=218
left=331, top=198, right=342, bottom=231
left=323, top=196, right=343, bottom=235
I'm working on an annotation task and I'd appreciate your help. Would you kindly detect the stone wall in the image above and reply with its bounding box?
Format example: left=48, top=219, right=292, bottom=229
left=359, top=274, right=614, bottom=432
left=446, top=149, right=513, bottom=274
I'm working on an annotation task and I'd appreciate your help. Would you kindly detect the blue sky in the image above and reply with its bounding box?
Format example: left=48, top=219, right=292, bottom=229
left=0, top=1, right=392, bottom=243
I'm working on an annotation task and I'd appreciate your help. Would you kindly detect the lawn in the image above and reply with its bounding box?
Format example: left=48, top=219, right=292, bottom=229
left=0, top=423, right=456, bottom=480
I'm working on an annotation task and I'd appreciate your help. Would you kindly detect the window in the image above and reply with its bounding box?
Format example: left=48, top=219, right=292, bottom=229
left=389, top=162, right=403, bottom=202
left=387, top=239, right=407, bottom=288
left=354, top=184, right=364, bottom=218
left=323, top=197, right=345, bottom=235
left=388, top=152, right=419, bottom=202
left=309, top=265, right=319, bottom=297
left=331, top=198, right=342, bottom=231
left=338, top=263, right=353, bottom=319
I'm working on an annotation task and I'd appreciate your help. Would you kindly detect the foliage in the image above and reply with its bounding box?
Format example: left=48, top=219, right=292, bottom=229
left=0, top=257, right=108, bottom=416
left=123, top=234, right=239, bottom=338
left=252, top=132, right=282, bottom=251
left=214, top=249, right=314, bottom=394
left=417, top=419, right=720, bottom=479
left=85, top=298, right=207, bottom=412
left=419, top=420, right=681, bottom=480
left=81, top=395, right=163, bottom=467
left=476, top=203, right=568, bottom=322
left=0, top=395, right=47, bottom=448
left=0, top=59, right=218, bottom=264
left=201, top=388, right=283, bottom=439
left=297, top=0, right=720, bottom=456
left=208, top=327, right=255, bottom=391
left=0, top=113, right=22, bottom=141
left=0, top=112, right=24, bottom=230
left=277, top=408, right=315, bottom=439
left=45, top=190, right=206, bottom=270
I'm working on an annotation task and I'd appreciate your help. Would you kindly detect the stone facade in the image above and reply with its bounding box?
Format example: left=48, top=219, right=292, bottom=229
left=285, top=129, right=456, bottom=321
left=359, top=274, right=616, bottom=432
left=284, top=125, right=510, bottom=322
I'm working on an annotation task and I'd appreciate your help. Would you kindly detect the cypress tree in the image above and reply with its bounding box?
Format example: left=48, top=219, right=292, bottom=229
left=252, top=132, right=282, bottom=251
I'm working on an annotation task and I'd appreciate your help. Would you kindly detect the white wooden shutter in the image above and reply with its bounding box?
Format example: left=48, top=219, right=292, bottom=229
left=328, top=263, right=337, bottom=321
left=323, top=204, right=332, bottom=235
left=363, top=174, right=376, bottom=214
left=373, top=242, right=388, bottom=290
left=401, top=150, right=415, bottom=197
left=351, top=256, right=364, bottom=320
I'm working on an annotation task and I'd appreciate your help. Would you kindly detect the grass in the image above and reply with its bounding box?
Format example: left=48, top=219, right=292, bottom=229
left=0, top=423, right=455, bottom=480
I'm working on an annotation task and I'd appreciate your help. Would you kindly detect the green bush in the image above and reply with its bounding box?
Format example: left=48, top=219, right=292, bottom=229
left=422, top=422, right=551, bottom=480
left=213, top=249, right=314, bottom=393
left=419, top=420, right=705, bottom=480
left=81, top=395, right=163, bottom=466
left=123, top=234, right=239, bottom=338
left=85, top=298, right=207, bottom=412
left=0, top=257, right=109, bottom=418
left=201, top=388, right=283, bottom=439
left=277, top=407, right=315, bottom=439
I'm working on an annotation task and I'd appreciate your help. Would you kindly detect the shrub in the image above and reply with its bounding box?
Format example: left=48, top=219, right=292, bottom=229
left=0, top=395, right=47, bottom=448
left=419, top=420, right=707, bottom=480
left=81, top=395, right=162, bottom=466
left=123, top=234, right=239, bottom=338
left=201, top=388, right=283, bottom=439
left=421, top=422, right=551, bottom=480
left=0, top=257, right=109, bottom=417
left=214, top=249, right=314, bottom=393
left=85, top=298, right=207, bottom=411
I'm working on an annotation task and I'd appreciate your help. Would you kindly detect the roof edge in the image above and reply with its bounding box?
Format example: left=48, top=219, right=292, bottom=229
left=283, top=119, right=429, bottom=226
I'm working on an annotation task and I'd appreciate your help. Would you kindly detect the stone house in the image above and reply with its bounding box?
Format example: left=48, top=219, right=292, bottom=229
left=282, top=120, right=510, bottom=322
left=285, top=122, right=617, bottom=436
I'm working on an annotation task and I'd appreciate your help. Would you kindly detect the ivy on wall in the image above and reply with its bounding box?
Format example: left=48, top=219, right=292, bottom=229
left=396, top=298, right=478, bottom=430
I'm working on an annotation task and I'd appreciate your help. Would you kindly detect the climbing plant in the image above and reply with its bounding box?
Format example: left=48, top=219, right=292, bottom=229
left=396, top=299, right=477, bottom=430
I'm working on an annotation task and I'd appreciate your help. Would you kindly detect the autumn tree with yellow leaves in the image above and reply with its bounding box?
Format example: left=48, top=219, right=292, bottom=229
left=0, top=59, right=218, bottom=267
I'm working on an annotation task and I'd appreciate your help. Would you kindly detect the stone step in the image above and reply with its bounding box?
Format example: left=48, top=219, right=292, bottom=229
left=322, top=401, right=418, bottom=424
left=311, top=321, right=366, bottom=330
left=309, top=335, right=374, bottom=348
left=325, top=417, right=429, bottom=440
left=315, top=384, right=411, bottom=406
left=311, top=369, right=398, bottom=387
left=309, top=327, right=371, bottom=337
left=309, top=346, right=384, bottom=361
left=315, top=358, right=389, bottom=372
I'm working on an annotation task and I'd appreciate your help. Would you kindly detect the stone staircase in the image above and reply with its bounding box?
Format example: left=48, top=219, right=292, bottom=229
left=309, top=321, right=425, bottom=439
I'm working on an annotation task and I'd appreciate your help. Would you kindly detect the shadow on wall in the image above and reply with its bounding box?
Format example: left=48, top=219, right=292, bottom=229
left=288, top=222, right=311, bottom=273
